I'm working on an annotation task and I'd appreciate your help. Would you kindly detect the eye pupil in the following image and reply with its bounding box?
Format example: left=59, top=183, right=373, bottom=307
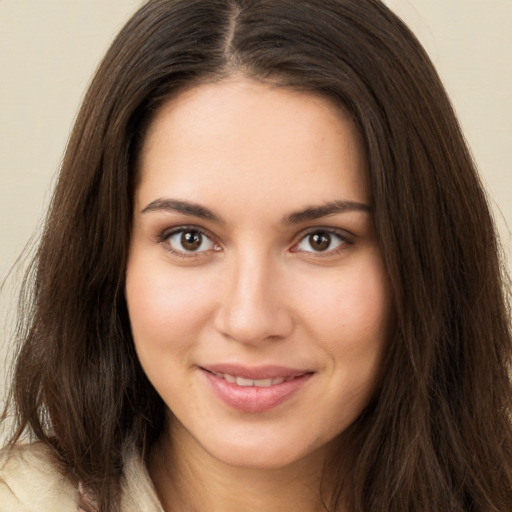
left=310, top=232, right=331, bottom=251
left=181, top=231, right=202, bottom=251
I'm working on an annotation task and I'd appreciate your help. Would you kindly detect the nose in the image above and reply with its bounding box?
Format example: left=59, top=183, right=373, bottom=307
left=213, top=253, right=294, bottom=345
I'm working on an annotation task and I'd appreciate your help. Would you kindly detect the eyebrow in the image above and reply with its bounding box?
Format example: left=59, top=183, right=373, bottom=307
left=283, top=200, right=371, bottom=224
left=141, top=198, right=224, bottom=223
left=141, top=197, right=370, bottom=225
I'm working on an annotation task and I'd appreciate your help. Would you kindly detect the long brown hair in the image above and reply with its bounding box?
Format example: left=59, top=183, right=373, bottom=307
left=3, top=0, right=512, bottom=510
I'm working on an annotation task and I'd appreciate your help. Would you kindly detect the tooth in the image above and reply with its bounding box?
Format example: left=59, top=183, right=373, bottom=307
left=236, top=376, right=254, bottom=386
left=253, top=378, right=273, bottom=387
left=224, top=374, right=236, bottom=383
left=271, top=377, right=285, bottom=385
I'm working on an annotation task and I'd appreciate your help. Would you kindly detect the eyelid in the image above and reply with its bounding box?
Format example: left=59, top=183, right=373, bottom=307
left=158, top=225, right=221, bottom=257
left=290, top=227, right=353, bottom=255
left=155, top=224, right=353, bottom=259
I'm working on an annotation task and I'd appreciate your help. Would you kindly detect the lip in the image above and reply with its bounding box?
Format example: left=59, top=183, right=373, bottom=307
left=200, top=364, right=314, bottom=413
left=202, top=363, right=311, bottom=380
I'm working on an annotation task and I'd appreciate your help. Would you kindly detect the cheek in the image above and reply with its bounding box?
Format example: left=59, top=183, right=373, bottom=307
left=339, top=265, right=391, bottom=390
left=301, top=260, right=391, bottom=344
left=298, top=256, right=391, bottom=398
left=339, top=274, right=391, bottom=345
left=125, top=256, right=216, bottom=355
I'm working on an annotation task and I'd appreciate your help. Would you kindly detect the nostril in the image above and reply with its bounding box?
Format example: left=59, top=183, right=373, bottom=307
left=214, top=305, right=294, bottom=345
left=213, top=263, right=295, bottom=343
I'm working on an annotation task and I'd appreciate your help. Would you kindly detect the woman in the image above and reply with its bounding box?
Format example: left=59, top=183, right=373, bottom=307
left=1, top=0, right=511, bottom=511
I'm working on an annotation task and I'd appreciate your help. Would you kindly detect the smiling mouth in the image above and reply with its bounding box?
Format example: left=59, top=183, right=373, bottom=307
left=201, top=367, right=314, bottom=413
left=205, top=370, right=306, bottom=388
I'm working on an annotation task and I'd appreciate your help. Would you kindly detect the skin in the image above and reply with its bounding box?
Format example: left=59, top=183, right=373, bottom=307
left=125, top=77, right=392, bottom=512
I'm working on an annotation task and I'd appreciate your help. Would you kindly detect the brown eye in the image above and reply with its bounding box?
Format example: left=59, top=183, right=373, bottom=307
left=181, top=230, right=203, bottom=251
left=165, top=228, right=217, bottom=254
left=295, top=230, right=346, bottom=253
left=309, top=232, right=331, bottom=251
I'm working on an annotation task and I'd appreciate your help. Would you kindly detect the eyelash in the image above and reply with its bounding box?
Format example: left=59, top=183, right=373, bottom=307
left=158, top=225, right=220, bottom=259
left=157, top=226, right=353, bottom=258
left=290, top=228, right=353, bottom=257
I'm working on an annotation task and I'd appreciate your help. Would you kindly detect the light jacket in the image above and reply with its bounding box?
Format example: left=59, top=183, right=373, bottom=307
left=0, top=443, right=164, bottom=512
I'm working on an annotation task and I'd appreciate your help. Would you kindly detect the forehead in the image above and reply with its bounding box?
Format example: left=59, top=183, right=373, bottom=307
left=137, top=78, right=369, bottom=214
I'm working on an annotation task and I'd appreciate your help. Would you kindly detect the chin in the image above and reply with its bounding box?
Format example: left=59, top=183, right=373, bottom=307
left=192, top=425, right=333, bottom=472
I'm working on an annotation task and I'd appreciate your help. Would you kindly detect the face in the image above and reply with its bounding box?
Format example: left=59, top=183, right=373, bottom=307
left=126, top=78, right=392, bottom=470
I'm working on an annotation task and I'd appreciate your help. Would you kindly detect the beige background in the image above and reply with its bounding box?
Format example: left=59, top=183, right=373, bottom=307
left=1, top=1, right=511, bottom=406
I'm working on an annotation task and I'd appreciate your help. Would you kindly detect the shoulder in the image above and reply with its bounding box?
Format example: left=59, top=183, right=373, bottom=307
left=120, top=449, right=165, bottom=512
left=0, top=442, right=78, bottom=512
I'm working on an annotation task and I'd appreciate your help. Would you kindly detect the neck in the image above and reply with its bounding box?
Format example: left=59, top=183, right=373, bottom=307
left=149, top=420, right=335, bottom=512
